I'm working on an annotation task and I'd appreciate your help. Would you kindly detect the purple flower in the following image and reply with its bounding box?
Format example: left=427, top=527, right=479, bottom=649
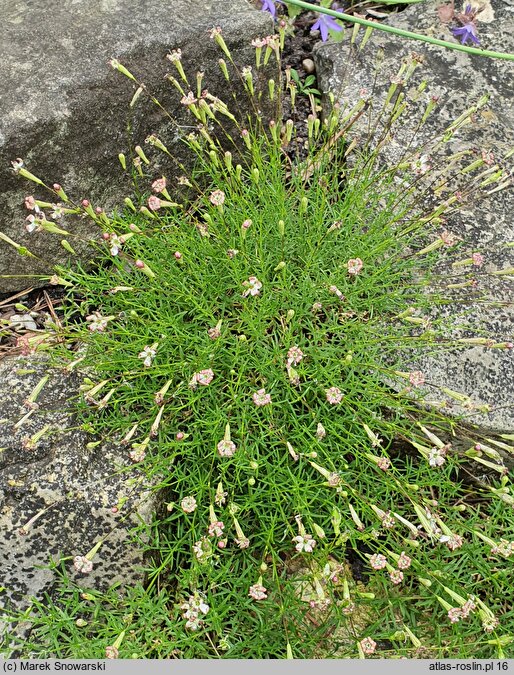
left=311, top=13, right=343, bottom=42
left=451, top=23, right=480, bottom=45
left=451, top=4, right=480, bottom=45
left=260, top=0, right=283, bottom=17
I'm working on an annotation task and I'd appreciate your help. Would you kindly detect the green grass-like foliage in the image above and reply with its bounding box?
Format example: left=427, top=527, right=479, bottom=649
left=3, top=34, right=513, bottom=660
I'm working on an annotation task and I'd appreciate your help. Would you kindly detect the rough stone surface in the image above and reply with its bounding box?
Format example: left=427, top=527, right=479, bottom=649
left=314, top=0, right=513, bottom=432
left=0, top=0, right=272, bottom=295
left=0, top=354, right=156, bottom=621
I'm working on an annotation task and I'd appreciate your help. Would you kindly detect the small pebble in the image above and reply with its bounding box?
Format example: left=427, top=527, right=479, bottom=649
left=302, top=58, right=315, bottom=75
left=9, top=314, right=38, bottom=331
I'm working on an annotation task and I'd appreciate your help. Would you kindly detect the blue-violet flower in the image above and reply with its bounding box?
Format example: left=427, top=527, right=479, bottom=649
left=261, top=0, right=283, bottom=17
left=311, top=13, right=343, bottom=42
left=451, top=23, right=480, bottom=44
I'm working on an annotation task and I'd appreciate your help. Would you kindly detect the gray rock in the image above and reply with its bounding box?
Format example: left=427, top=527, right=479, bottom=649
left=0, top=354, right=156, bottom=623
left=0, top=0, right=273, bottom=295
left=314, top=0, right=514, bottom=432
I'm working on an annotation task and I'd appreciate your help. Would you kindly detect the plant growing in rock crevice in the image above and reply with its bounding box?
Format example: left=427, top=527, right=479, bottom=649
left=4, top=26, right=513, bottom=660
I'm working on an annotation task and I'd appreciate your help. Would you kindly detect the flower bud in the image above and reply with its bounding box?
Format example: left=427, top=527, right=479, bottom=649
left=218, top=58, right=229, bottom=80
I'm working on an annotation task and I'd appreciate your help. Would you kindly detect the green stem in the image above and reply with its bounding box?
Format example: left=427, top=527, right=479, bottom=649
left=282, top=0, right=514, bottom=61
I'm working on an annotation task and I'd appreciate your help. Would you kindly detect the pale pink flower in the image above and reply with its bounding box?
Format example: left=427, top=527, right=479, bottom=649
left=443, top=534, right=463, bottom=551
left=292, top=534, right=316, bottom=553
left=197, top=369, right=214, bottom=385
left=347, top=258, right=363, bottom=275
left=11, top=158, right=24, bottom=173
left=376, top=457, right=391, bottom=471
left=329, top=285, right=345, bottom=300
left=208, top=520, right=225, bottom=538
left=185, top=616, right=202, bottom=631
left=360, top=637, right=377, bottom=655
left=208, top=325, right=221, bottom=340
left=167, top=49, right=182, bottom=63
left=189, top=369, right=214, bottom=389
left=472, top=252, right=484, bottom=267
left=235, top=537, right=250, bottom=549
left=461, top=599, right=476, bottom=618
left=448, top=607, right=462, bottom=623
left=251, top=37, right=267, bottom=48
left=181, top=593, right=209, bottom=631
left=369, top=554, right=387, bottom=570
left=287, top=346, right=304, bottom=366
left=491, top=540, right=514, bottom=557
left=382, top=512, right=396, bottom=529
left=73, top=556, right=93, bottom=574
left=242, top=219, right=252, bottom=229
left=25, top=214, right=40, bottom=233
left=147, top=195, right=161, bottom=211
left=181, top=92, right=197, bottom=106
left=441, top=230, right=457, bottom=246
left=409, top=371, right=425, bottom=387
left=196, top=221, right=209, bottom=237
left=397, top=552, right=412, bottom=570
left=209, top=26, right=222, bottom=39
left=152, top=177, right=167, bottom=193
left=193, top=536, right=212, bottom=561
left=325, top=387, right=343, bottom=405
left=138, top=344, right=157, bottom=368
left=411, top=154, right=430, bottom=175
left=253, top=388, right=271, bottom=406
left=428, top=447, right=446, bottom=467
left=50, top=205, right=65, bottom=219
left=129, top=446, right=146, bottom=462
left=265, top=35, right=280, bottom=49
left=174, top=251, right=182, bottom=259
left=181, top=496, right=197, bottom=513
left=242, top=276, right=262, bottom=297
left=481, top=150, right=494, bottom=166
left=249, top=584, right=267, bottom=600
left=482, top=616, right=499, bottom=633
left=389, top=569, right=404, bottom=585
left=86, top=312, right=111, bottom=333
left=24, top=195, right=36, bottom=210
left=227, top=249, right=239, bottom=258
left=217, top=439, right=237, bottom=457
left=105, top=646, right=119, bottom=659
left=311, top=302, right=322, bottom=312
left=215, top=484, right=228, bottom=506
left=209, top=189, right=225, bottom=206
left=108, top=234, right=123, bottom=256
